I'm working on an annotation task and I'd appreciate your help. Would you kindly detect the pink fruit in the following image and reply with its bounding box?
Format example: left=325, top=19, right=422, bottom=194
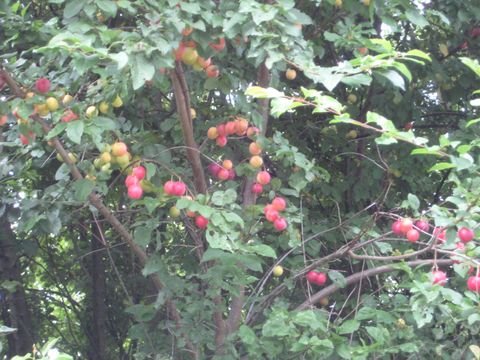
left=125, top=175, right=139, bottom=187
left=217, top=168, right=230, bottom=181
left=132, top=166, right=146, bottom=180
left=432, top=270, right=447, bottom=286
left=128, top=184, right=143, bottom=199
left=265, top=209, right=279, bottom=223
left=415, top=220, right=430, bottom=232
left=273, top=217, right=287, bottom=231
left=271, top=197, right=286, bottom=212
left=406, top=229, right=420, bottom=243
left=195, top=215, right=209, bottom=229
left=456, top=242, right=465, bottom=251
left=228, top=168, right=236, bottom=180
left=458, top=227, right=474, bottom=243
left=35, top=78, right=51, bottom=93
left=256, top=171, right=271, bottom=185
left=392, top=220, right=403, bottom=235
left=163, top=180, right=175, bottom=195
left=208, top=163, right=222, bottom=177
left=314, top=272, right=327, bottom=286
left=172, top=181, right=186, bottom=196
left=400, top=218, right=413, bottom=234
left=433, top=227, right=446, bottom=243
left=217, top=124, right=227, bottom=136
left=251, top=183, right=263, bottom=194
left=216, top=135, right=227, bottom=147
left=467, top=276, right=480, bottom=293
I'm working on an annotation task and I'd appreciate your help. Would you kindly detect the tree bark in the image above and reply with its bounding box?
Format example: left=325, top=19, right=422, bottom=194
left=0, top=210, right=34, bottom=356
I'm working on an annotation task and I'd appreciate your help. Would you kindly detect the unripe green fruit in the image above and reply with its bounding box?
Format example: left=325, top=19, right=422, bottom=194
left=169, top=206, right=181, bottom=218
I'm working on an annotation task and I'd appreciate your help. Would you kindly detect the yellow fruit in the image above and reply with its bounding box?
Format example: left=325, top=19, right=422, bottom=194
left=347, top=94, right=357, bottom=104
left=249, top=155, right=263, bottom=168
left=100, top=152, right=112, bottom=164
left=207, top=127, right=218, bottom=139
left=181, top=47, right=199, bottom=65
left=362, top=0, right=370, bottom=5
left=222, top=159, right=233, bottom=170
left=272, top=265, right=284, bottom=277
left=346, top=130, right=358, bottom=139
left=116, top=152, right=131, bottom=168
left=249, top=142, right=262, bottom=155
left=86, top=106, right=98, bottom=118
left=112, top=95, right=123, bottom=108
left=335, top=0, right=342, bottom=7
left=190, top=108, right=197, bottom=119
left=25, top=92, right=35, bottom=99
left=285, top=68, right=297, bottom=80
left=439, top=43, right=449, bottom=57
left=62, top=94, right=73, bottom=105
left=99, top=101, right=110, bottom=114
left=35, top=103, right=50, bottom=116
left=68, top=152, right=78, bottom=163
left=46, top=97, right=59, bottom=112
left=100, top=163, right=111, bottom=173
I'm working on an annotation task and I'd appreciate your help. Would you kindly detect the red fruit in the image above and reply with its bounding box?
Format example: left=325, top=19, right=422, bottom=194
left=208, top=163, right=222, bottom=177
left=256, top=171, right=271, bottom=185
left=406, top=229, right=420, bottom=243
left=227, top=169, right=236, bottom=180
left=132, top=166, right=146, bottom=180
left=415, top=220, right=430, bottom=232
left=195, top=215, right=209, bottom=229
left=458, top=227, right=474, bottom=243
left=217, top=168, right=230, bottom=180
left=172, top=181, right=187, bottom=196
left=306, top=271, right=318, bottom=284
left=175, top=42, right=186, bottom=61
left=209, top=37, right=226, bottom=52
left=246, top=126, right=260, bottom=138
left=467, top=276, right=480, bottom=293
left=125, top=175, right=139, bottom=187
left=35, top=78, right=51, bottom=93
left=127, top=184, right=143, bottom=200
left=61, top=110, right=79, bottom=123
left=391, top=220, right=403, bottom=235
left=251, top=183, right=263, bottom=194
left=432, top=270, right=447, bottom=286
left=433, top=227, right=446, bottom=243
left=314, top=272, right=327, bottom=286
left=225, top=121, right=237, bottom=135
left=216, top=135, right=227, bottom=147
left=273, top=217, right=287, bottom=231
left=400, top=218, right=413, bottom=234
left=111, top=142, right=128, bottom=157
left=263, top=204, right=274, bottom=215
left=217, top=124, right=227, bottom=136
left=163, top=180, right=175, bottom=195
left=265, top=209, right=279, bottom=222
left=0, top=115, right=7, bottom=126
left=205, top=65, right=219, bottom=78
left=272, top=197, right=286, bottom=212
left=19, top=134, right=30, bottom=145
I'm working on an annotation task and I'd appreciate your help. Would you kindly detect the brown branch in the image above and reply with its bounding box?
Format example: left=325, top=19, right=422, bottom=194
left=295, top=258, right=454, bottom=311
left=0, top=68, right=25, bottom=98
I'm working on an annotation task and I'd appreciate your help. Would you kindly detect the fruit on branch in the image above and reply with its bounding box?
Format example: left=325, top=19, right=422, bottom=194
left=235, top=118, right=249, bottom=135
left=406, top=229, right=420, bottom=243
left=99, top=101, right=110, bottom=114
left=265, top=209, right=279, bottom=222
left=209, top=37, right=226, bottom=52
left=111, top=142, right=128, bottom=156
left=392, top=220, right=403, bottom=235
left=347, top=94, right=357, bottom=104
left=249, top=142, right=262, bottom=155
left=169, top=206, right=181, bottom=218
left=181, top=47, right=199, bottom=65
left=415, top=220, right=430, bottom=232
left=86, top=106, right=98, bottom=118
left=285, top=68, right=297, bottom=80
left=127, top=184, right=143, bottom=200
left=61, top=110, right=79, bottom=123
left=225, top=121, right=237, bottom=135
left=116, top=153, right=132, bottom=169
left=217, top=124, right=226, bottom=137
left=125, top=175, right=139, bottom=187
left=273, top=217, right=288, bottom=231
left=205, top=65, right=220, bottom=78
left=196, top=56, right=212, bottom=69
left=222, top=159, right=233, bottom=170
left=216, top=135, right=227, bottom=147
left=251, top=183, right=263, bottom=194
left=207, top=127, right=218, bottom=139
left=433, top=227, right=446, bottom=243
left=112, top=95, right=123, bottom=108
left=399, top=218, right=413, bottom=234
left=272, top=265, right=284, bottom=277
left=217, top=168, right=230, bottom=181
left=163, top=181, right=187, bottom=196
left=346, top=130, right=358, bottom=139
left=62, top=94, right=73, bottom=105
left=208, top=163, right=222, bottom=177
left=35, top=103, right=50, bottom=116
left=467, top=275, right=480, bottom=293
left=132, top=166, right=146, bottom=180
left=432, top=270, right=447, bottom=286
left=99, top=151, right=112, bottom=164
left=195, top=215, right=209, bottom=229
left=35, top=78, right=50, bottom=93
left=46, top=97, right=59, bottom=112
left=181, top=27, right=193, bottom=37
left=272, top=197, right=287, bottom=212
left=306, top=271, right=327, bottom=286
left=19, top=132, right=35, bottom=145
left=247, top=126, right=260, bottom=138
left=458, top=227, right=474, bottom=243
left=256, top=171, right=271, bottom=185
left=249, top=155, right=263, bottom=168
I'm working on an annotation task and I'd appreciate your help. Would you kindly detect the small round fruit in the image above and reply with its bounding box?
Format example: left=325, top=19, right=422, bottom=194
left=415, top=220, right=430, bottom=232
left=195, top=215, right=209, bottom=229
left=46, top=97, right=59, bottom=112
left=217, top=124, right=227, bottom=136
left=347, top=94, right=357, bottom=104
left=265, top=209, right=279, bottom=223
left=190, top=108, right=196, bottom=119
left=208, top=163, right=222, bottom=177
left=217, top=168, right=230, bottom=181
left=346, top=130, right=358, bottom=139
left=181, top=47, right=199, bottom=65
left=116, top=153, right=131, bottom=169
left=392, top=220, right=403, bottom=235
left=173, top=181, right=187, bottom=196
left=228, top=169, right=236, bottom=180
left=86, top=106, right=98, bottom=118
left=251, top=183, right=263, bottom=194
left=246, top=127, right=260, bottom=138
left=169, top=206, right=181, bottom=218
left=314, top=272, right=327, bottom=286
left=128, top=185, right=143, bottom=200
left=433, top=227, right=446, bottom=243
left=400, top=218, right=413, bottom=234
left=458, top=227, right=474, bottom=243
left=216, top=135, right=228, bottom=147
left=406, top=229, right=420, bottom=243
left=249, top=155, right=263, bottom=168
left=35, top=104, right=50, bottom=116
left=125, top=175, right=139, bottom=187
left=35, top=78, right=50, bottom=93
left=432, top=270, right=447, bottom=286
left=100, top=152, right=112, bottom=164
left=222, top=159, right=233, bottom=170
left=205, top=65, right=220, bottom=78
left=235, top=118, right=249, bottom=135
left=132, top=166, right=146, bottom=180
left=112, top=95, right=123, bottom=108
left=207, top=127, right=218, bottom=139
left=249, top=142, right=262, bottom=155
left=225, top=121, right=237, bottom=135
left=272, top=197, right=286, bottom=212
left=163, top=180, right=175, bottom=195
left=306, top=271, right=318, bottom=284
left=111, top=142, right=128, bottom=156
left=272, top=265, right=284, bottom=277
left=273, top=217, right=288, bottom=231
left=99, top=101, right=110, bottom=114
left=256, top=171, right=271, bottom=185
left=285, top=68, right=297, bottom=80
left=467, top=275, right=480, bottom=293
left=62, top=94, right=73, bottom=105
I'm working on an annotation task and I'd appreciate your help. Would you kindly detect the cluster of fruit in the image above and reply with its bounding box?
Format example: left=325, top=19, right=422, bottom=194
left=391, top=218, right=479, bottom=292
left=174, top=28, right=225, bottom=78
left=93, top=141, right=132, bottom=173
left=263, top=197, right=288, bottom=232
left=125, top=166, right=147, bottom=200
left=163, top=180, right=187, bottom=197
left=207, top=161, right=236, bottom=181
left=306, top=271, right=327, bottom=286
left=207, top=117, right=256, bottom=147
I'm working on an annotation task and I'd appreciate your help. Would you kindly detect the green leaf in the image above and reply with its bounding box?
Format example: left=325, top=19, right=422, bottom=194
left=406, top=49, right=431, bottom=62
left=66, top=120, right=84, bottom=144
left=131, top=54, right=155, bottom=90
left=460, top=57, right=480, bottom=78
left=72, top=179, right=94, bottom=201
left=328, top=270, right=347, bottom=288
left=405, top=8, right=429, bottom=28
left=64, top=0, right=86, bottom=18
left=46, top=122, right=67, bottom=139
left=428, top=162, right=455, bottom=172
left=407, top=193, right=420, bottom=210
left=376, top=69, right=405, bottom=90
left=470, top=345, right=480, bottom=360
left=110, top=52, right=129, bottom=69
left=96, top=0, right=117, bottom=16
left=245, top=86, right=283, bottom=99
left=134, top=226, right=153, bottom=247
left=337, top=319, right=360, bottom=334
left=244, top=244, right=276, bottom=258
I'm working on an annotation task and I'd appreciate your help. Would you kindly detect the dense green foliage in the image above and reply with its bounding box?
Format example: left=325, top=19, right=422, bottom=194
left=1, top=0, right=480, bottom=359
